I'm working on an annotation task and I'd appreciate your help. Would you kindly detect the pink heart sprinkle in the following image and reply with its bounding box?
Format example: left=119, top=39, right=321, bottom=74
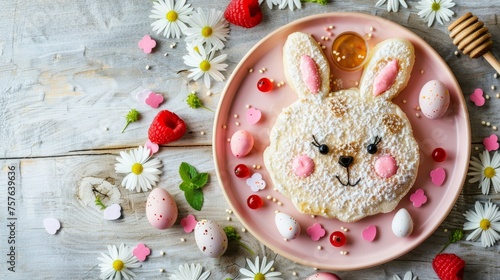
left=470, top=88, right=485, bottom=106
left=145, top=139, right=159, bottom=155
left=410, top=189, right=428, bottom=208
left=483, top=134, right=499, bottom=152
left=145, top=92, right=164, bottom=108
left=306, top=223, right=326, bottom=241
left=430, top=167, right=446, bottom=186
left=103, top=204, right=121, bottom=220
left=138, top=35, right=156, bottom=54
left=180, top=214, right=197, bottom=233
left=246, top=107, right=262, bottom=125
left=43, top=217, right=61, bottom=235
left=362, top=225, right=377, bottom=242
left=132, top=243, right=151, bottom=262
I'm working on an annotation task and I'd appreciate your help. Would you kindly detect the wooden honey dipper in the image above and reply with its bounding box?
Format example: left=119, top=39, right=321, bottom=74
left=448, top=12, right=500, bottom=74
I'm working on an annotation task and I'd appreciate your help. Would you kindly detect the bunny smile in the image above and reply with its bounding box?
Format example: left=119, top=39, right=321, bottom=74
left=335, top=156, right=361, bottom=187
left=335, top=168, right=361, bottom=187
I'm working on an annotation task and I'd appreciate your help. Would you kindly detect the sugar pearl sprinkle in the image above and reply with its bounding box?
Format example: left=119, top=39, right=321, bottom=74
left=292, top=272, right=297, bottom=276
left=145, top=65, right=151, bottom=70
left=249, top=68, right=254, bottom=73
left=234, top=114, right=239, bottom=118
left=241, top=228, right=247, bottom=233
left=180, top=238, right=185, bottom=242
left=159, top=268, right=165, bottom=273
left=317, top=245, right=322, bottom=250
left=200, top=131, right=205, bottom=135
left=235, top=121, right=240, bottom=126
left=492, top=85, right=496, bottom=90
left=340, top=251, right=348, bottom=255
left=495, top=73, right=498, bottom=78
left=160, top=251, right=165, bottom=256
left=486, top=94, right=490, bottom=100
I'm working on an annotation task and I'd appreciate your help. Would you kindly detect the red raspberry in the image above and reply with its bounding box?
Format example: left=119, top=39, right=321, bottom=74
left=224, top=0, right=263, bottom=28
left=148, top=110, right=187, bottom=145
left=432, top=253, right=465, bottom=280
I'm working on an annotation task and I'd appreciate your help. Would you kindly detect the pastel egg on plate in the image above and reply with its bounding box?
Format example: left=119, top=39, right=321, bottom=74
left=194, top=220, right=228, bottom=258
left=230, top=130, right=254, bottom=158
left=146, top=188, right=178, bottom=230
left=275, top=212, right=301, bottom=240
left=419, top=80, right=450, bottom=119
left=306, top=272, right=342, bottom=280
left=391, top=208, right=414, bottom=238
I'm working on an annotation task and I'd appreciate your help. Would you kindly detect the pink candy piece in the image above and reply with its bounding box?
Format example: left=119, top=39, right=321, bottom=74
left=430, top=167, right=446, bottom=186
left=132, top=243, right=151, bottom=262
left=43, top=218, right=61, bottom=235
left=374, top=155, right=398, bottom=178
left=483, top=134, right=499, bottom=152
left=362, top=225, right=377, bottom=242
left=246, top=107, right=262, bottom=125
left=103, top=204, right=121, bottom=220
left=306, top=223, right=326, bottom=241
left=410, top=189, right=428, bottom=207
left=145, top=92, right=164, bottom=108
left=292, top=155, right=315, bottom=177
left=138, top=35, right=156, bottom=54
left=470, top=88, right=485, bottom=106
left=300, top=55, right=321, bottom=94
left=145, top=139, right=159, bottom=155
left=373, top=59, right=399, bottom=96
left=180, top=214, right=197, bottom=233
left=230, top=130, right=254, bottom=158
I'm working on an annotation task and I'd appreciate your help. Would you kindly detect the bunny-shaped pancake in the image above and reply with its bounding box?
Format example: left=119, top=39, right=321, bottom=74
left=263, top=32, right=419, bottom=222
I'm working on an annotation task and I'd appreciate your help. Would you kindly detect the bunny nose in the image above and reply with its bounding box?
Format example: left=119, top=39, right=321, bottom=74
left=338, top=156, right=354, bottom=168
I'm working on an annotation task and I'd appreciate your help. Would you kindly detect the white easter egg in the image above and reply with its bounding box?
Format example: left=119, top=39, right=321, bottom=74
left=275, top=212, right=301, bottom=240
left=194, top=220, right=228, bottom=258
left=230, top=130, right=254, bottom=158
left=146, top=188, right=178, bottom=230
left=419, top=80, right=450, bottom=119
left=391, top=208, right=414, bottom=238
left=306, top=272, right=342, bottom=280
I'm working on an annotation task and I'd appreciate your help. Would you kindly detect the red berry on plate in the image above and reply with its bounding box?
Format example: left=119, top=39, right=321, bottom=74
left=329, top=231, right=346, bottom=247
left=148, top=110, right=187, bottom=145
left=234, top=164, right=250, bottom=178
left=432, top=253, right=465, bottom=280
left=257, top=78, right=273, bottom=92
left=224, top=0, right=263, bottom=28
left=432, top=147, right=447, bottom=162
left=247, top=194, right=263, bottom=209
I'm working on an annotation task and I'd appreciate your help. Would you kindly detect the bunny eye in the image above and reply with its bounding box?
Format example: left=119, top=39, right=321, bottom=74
left=311, top=135, right=329, bottom=155
left=367, top=136, right=382, bottom=154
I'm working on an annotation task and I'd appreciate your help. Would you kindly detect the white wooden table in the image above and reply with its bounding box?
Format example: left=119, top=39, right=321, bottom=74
left=1, top=0, right=500, bottom=279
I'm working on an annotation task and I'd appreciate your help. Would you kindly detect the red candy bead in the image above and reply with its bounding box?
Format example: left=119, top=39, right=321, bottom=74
left=432, top=148, right=447, bottom=162
left=257, top=78, right=273, bottom=92
left=234, top=164, right=250, bottom=178
left=330, top=231, right=346, bottom=247
left=247, top=195, right=264, bottom=209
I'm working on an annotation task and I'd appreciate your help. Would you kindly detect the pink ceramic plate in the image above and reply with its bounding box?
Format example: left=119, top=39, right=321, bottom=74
left=213, top=13, right=470, bottom=270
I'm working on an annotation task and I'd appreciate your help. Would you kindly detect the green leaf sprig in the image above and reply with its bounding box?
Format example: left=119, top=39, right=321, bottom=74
left=122, top=109, right=139, bottom=133
left=223, top=226, right=255, bottom=255
left=94, top=195, right=106, bottom=210
left=303, top=0, right=328, bottom=5
left=438, top=229, right=464, bottom=254
left=178, top=162, right=209, bottom=211
left=187, top=92, right=212, bottom=111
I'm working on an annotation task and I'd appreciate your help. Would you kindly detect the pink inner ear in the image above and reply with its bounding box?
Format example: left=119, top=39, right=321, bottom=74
left=300, top=55, right=321, bottom=94
left=373, top=59, right=399, bottom=96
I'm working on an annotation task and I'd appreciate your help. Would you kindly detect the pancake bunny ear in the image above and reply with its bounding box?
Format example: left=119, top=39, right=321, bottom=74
left=359, top=38, right=415, bottom=101
left=283, top=32, right=331, bottom=100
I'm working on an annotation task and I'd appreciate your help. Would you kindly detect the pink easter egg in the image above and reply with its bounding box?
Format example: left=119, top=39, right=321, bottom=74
left=146, top=188, right=178, bottom=230
left=230, top=130, right=254, bottom=158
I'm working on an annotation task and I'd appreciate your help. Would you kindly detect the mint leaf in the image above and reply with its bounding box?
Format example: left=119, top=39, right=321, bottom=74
left=192, top=173, right=209, bottom=189
left=184, top=189, right=203, bottom=211
left=179, top=162, right=191, bottom=183
left=179, top=181, right=191, bottom=192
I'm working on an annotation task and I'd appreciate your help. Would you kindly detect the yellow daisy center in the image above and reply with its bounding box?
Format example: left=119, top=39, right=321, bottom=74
left=113, top=260, right=124, bottom=271
left=166, top=10, right=178, bottom=22
left=201, top=26, right=213, bottom=37
left=431, top=2, right=440, bottom=11
left=199, top=60, right=211, bottom=72
left=480, top=218, right=491, bottom=230
left=131, top=163, right=143, bottom=175
left=254, top=273, right=265, bottom=280
left=484, top=166, right=496, bottom=179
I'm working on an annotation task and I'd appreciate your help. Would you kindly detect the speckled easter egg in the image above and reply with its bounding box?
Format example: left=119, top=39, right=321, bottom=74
left=275, top=212, right=301, bottom=240
left=146, top=188, right=178, bottom=230
left=306, top=272, right=342, bottom=280
left=230, top=130, right=254, bottom=158
left=194, top=220, right=228, bottom=258
left=391, top=208, right=413, bottom=238
left=419, top=80, right=450, bottom=119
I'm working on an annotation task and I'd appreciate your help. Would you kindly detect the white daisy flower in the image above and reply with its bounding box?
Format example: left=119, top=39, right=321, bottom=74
left=184, top=8, right=229, bottom=51
left=416, top=0, right=455, bottom=27
left=182, top=43, right=228, bottom=89
left=393, top=271, right=418, bottom=280
left=278, top=0, right=301, bottom=11
left=97, top=244, right=141, bottom=280
left=375, top=0, right=408, bottom=12
left=150, top=0, right=193, bottom=38
left=467, top=150, right=500, bottom=195
left=463, top=201, right=500, bottom=247
left=169, top=263, right=210, bottom=280
left=259, top=0, right=279, bottom=9
left=239, top=256, right=283, bottom=280
left=115, top=146, right=163, bottom=192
